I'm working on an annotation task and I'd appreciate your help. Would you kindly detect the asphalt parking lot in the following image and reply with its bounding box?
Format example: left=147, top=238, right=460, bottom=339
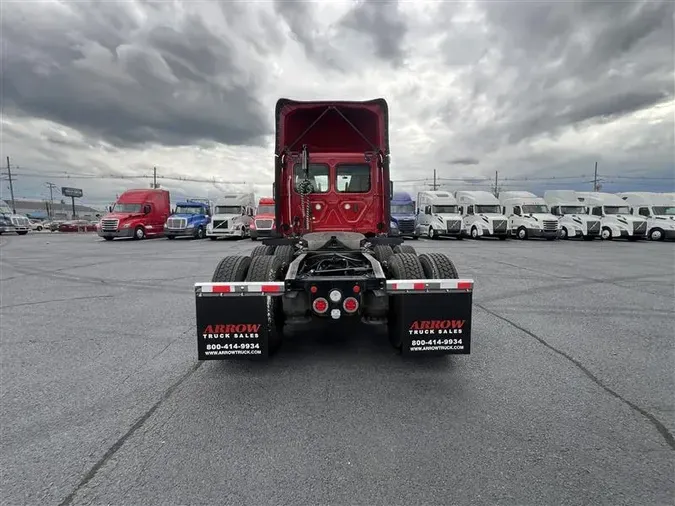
left=1, top=232, right=673, bottom=505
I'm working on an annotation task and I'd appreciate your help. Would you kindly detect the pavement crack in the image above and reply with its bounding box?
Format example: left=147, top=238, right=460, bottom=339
left=0, top=294, right=115, bottom=310
left=476, top=303, right=675, bottom=452
left=57, top=360, right=204, bottom=506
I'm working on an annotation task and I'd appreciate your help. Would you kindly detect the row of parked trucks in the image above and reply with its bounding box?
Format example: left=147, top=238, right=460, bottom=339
left=388, top=190, right=674, bottom=241
left=95, top=191, right=278, bottom=241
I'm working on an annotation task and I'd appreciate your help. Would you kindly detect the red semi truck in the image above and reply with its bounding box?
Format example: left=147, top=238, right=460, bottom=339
left=98, top=189, right=170, bottom=240
left=194, top=99, right=474, bottom=358
left=250, top=197, right=276, bottom=240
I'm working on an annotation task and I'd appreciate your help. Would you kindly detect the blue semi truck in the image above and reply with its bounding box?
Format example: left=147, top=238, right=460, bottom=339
left=390, top=191, right=419, bottom=239
left=164, top=200, right=212, bottom=239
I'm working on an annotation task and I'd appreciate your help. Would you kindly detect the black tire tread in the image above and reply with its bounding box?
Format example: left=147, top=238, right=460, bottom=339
left=211, top=255, right=251, bottom=282
left=274, top=245, right=295, bottom=267
left=251, top=245, right=275, bottom=257
left=373, top=244, right=394, bottom=263
left=245, top=255, right=283, bottom=282
left=393, top=244, right=416, bottom=255
left=387, top=253, right=425, bottom=279
left=418, top=252, right=459, bottom=279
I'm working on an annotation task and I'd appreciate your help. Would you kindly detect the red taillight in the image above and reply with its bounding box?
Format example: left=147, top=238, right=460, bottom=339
left=343, top=297, right=359, bottom=313
left=310, top=285, right=318, bottom=294
left=312, top=297, right=328, bottom=314
left=353, top=285, right=361, bottom=293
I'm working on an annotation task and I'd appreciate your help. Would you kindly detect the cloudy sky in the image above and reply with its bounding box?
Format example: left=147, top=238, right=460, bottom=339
left=1, top=0, right=673, bottom=208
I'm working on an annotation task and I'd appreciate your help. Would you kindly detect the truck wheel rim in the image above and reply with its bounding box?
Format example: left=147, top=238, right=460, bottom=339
left=602, top=229, right=610, bottom=239
left=561, top=228, right=567, bottom=239
left=651, top=230, right=661, bottom=240
left=471, top=228, right=477, bottom=238
left=518, top=229, right=526, bottom=239
left=136, top=228, right=143, bottom=239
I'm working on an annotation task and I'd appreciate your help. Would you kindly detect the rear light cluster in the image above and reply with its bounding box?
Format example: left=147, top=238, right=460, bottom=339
left=310, top=286, right=361, bottom=315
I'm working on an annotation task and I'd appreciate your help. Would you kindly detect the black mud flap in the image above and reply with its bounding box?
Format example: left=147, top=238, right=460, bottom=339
left=195, top=282, right=284, bottom=360
left=387, top=280, right=473, bottom=356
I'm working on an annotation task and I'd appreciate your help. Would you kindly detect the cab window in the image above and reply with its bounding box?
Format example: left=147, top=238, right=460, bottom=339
left=337, top=164, right=371, bottom=193
left=293, top=163, right=329, bottom=193
left=592, top=207, right=602, bottom=216
left=638, top=207, right=650, bottom=217
left=513, top=206, right=521, bottom=216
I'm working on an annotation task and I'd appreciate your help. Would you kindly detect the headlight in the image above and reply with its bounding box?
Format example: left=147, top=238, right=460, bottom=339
left=186, top=223, right=195, bottom=228
left=122, top=223, right=131, bottom=228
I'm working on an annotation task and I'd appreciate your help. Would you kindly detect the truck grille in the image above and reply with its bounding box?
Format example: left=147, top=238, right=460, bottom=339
left=398, top=219, right=415, bottom=233
left=101, top=219, right=118, bottom=232
left=493, top=220, right=507, bottom=232
left=166, top=218, right=187, bottom=229
left=633, top=221, right=647, bottom=234
left=543, top=220, right=558, bottom=232
left=587, top=221, right=600, bottom=234
left=255, top=219, right=273, bottom=229
left=446, top=220, right=461, bottom=232
left=11, top=217, right=29, bottom=227
left=212, top=220, right=228, bottom=229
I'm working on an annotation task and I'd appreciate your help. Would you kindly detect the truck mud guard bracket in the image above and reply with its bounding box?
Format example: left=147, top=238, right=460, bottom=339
left=386, top=279, right=474, bottom=356
left=195, top=282, right=285, bottom=360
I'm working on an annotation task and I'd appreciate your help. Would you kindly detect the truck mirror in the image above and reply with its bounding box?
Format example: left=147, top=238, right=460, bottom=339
left=108, top=206, right=113, bottom=213
left=143, top=205, right=151, bottom=215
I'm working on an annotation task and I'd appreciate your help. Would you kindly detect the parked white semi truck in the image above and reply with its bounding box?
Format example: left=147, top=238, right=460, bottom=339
left=498, top=191, right=559, bottom=240
left=415, top=191, right=464, bottom=239
left=544, top=190, right=601, bottom=240
left=206, top=193, right=255, bottom=240
left=576, top=192, right=647, bottom=241
left=0, top=200, right=30, bottom=235
left=617, top=192, right=675, bottom=241
left=455, top=191, right=509, bottom=240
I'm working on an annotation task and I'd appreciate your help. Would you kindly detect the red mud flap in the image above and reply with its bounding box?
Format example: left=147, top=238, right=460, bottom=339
left=195, top=282, right=285, bottom=360
left=386, top=279, right=474, bottom=356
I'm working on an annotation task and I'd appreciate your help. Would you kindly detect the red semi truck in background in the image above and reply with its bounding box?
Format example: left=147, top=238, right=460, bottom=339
left=194, top=98, right=474, bottom=359
left=98, top=189, right=170, bottom=240
left=250, top=197, right=275, bottom=240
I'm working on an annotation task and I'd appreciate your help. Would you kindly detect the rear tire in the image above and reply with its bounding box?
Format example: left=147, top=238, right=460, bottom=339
left=386, top=253, right=425, bottom=350
left=245, top=255, right=285, bottom=355
left=418, top=253, right=459, bottom=279
left=274, top=244, right=295, bottom=269
left=601, top=228, right=612, bottom=240
left=373, top=244, right=394, bottom=263
left=251, top=245, right=275, bottom=257
left=649, top=228, right=663, bottom=241
left=393, top=244, right=416, bottom=255
left=211, top=255, right=251, bottom=282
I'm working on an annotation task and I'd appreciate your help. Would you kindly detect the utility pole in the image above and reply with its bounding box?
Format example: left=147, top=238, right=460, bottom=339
left=433, top=169, right=438, bottom=190
left=5, top=156, right=17, bottom=213
left=153, top=166, right=158, bottom=189
left=593, top=161, right=599, bottom=191
left=45, top=182, right=57, bottom=219
left=492, top=171, right=499, bottom=197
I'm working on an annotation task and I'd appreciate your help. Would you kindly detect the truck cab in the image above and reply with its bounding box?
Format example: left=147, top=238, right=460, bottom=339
left=544, top=190, right=601, bottom=240
left=0, top=200, right=30, bottom=235
left=98, top=189, right=170, bottom=240
left=206, top=193, right=255, bottom=240
left=390, top=192, right=418, bottom=239
left=250, top=197, right=275, bottom=240
left=576, top=192, right=647, bottom=240
left=498, top=191, right=559, bottom=240
left=164, top=200, right=211, bottom=239
left=455, top=191, right=509, bottom=239
left=617, top=192, right=675, bottom=241
left=416, top=191, right=464, bottom=239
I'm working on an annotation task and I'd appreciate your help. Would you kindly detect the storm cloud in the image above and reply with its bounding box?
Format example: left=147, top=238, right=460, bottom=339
left=1, top=0, right=673, bottom=205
